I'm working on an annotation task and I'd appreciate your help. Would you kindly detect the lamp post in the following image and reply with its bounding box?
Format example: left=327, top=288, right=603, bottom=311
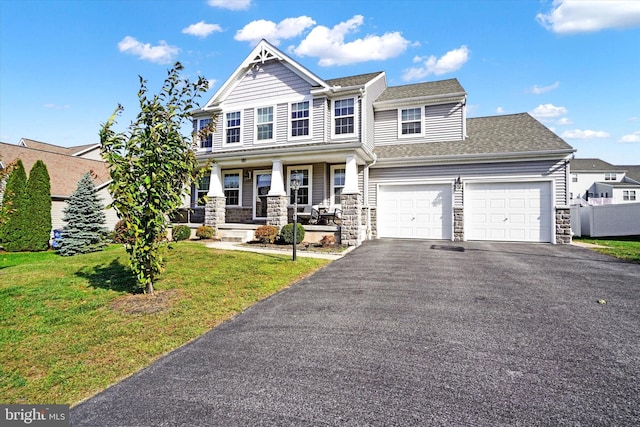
left=290, top=172, right=301, bottom=261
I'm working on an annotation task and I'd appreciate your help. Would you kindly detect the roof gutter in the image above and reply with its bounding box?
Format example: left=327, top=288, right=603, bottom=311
left=373, top=91, right=467, bottom=109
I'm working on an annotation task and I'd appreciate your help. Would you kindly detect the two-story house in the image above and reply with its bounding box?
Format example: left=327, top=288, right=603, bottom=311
left=569, top=158, right=640, bottom=205
left=191, top=40, right=575, bottom=245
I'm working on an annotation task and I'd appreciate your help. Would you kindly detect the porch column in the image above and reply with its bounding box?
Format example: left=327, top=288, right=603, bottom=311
left=267, top=160, right=288, bottom=228
left=340, top=155, right=363, bottom=246
left=205, top=163, right=225, bottom=227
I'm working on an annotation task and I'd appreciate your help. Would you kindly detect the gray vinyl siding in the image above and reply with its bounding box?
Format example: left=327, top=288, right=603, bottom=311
left=225, top=61, right=310, bottom=105
left=313, top=97, right=327, bottom=142
left=368, top=159, right=568, bottom=207
left=363, top=75, right=387, bottom=151
left=374, top=102, right=464, bottom=146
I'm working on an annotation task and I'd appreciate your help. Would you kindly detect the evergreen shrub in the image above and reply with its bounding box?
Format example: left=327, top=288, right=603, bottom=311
left=279, top=223, right=305, bottom=244
left=172, top=225, right=191, bottom=241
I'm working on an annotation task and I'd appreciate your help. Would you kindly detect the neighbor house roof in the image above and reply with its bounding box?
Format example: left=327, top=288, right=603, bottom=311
left=19, top=138, right=99, bottom=157
left=0, top=141, right=110, bottom=198
left=373, top=113, right=574, bottom=162
left=570, top=158, right=623, bottom=172
left=617, top=165, right=640, bottom=183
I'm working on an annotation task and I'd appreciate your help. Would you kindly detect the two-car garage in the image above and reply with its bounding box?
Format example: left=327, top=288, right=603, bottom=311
left=376, top=181, right=553, bottom=243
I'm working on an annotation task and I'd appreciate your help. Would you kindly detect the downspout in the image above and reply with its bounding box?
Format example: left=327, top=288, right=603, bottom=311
left=364, top=155, right=377, bottom=240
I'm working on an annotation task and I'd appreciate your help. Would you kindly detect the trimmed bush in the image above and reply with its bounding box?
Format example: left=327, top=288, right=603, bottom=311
left=111, top=220, right=135, bottom=245
left=255, top=225, right=279, bottom=244
left=279, top=223, right=305, bottom=244
left=22, top=160, right=52, bottom=251
left=0, top=159, right=27, bottom=250
left=195, top=225, right=215, bottom=240
left=319, top=235, right=337, bottom=247
left=172, top=225, right=191, bottom=241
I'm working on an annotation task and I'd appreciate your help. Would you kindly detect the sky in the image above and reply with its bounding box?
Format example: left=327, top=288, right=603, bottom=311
left=1, top=0, right=639, bottom=165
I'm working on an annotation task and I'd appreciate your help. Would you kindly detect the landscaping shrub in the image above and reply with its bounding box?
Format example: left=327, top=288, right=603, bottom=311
left=320, top=235, right=337, bottom=247
left=172, top=225, right=192, bottom=241
left=22, top=160, right=52, bottom=251
left=0, top=159, right=27, bottom=250
left=111, top=220, right=135, bottom=245
left=195, top=225, right=215, bottom=240
left=279, top=223, right=305, bottom=244
left=255, top=225, right=279, bottom=244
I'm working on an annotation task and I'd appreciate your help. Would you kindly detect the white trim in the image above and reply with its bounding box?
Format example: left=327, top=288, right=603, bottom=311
left=397, top=107, right=424, bottom=139
left=222, top=169, right=242, bottom=207
left=286, top=165, right=313, bottom=206
left=331, top=96, right=358, bottom=140
left=224, top=110, right=243, bottom=146
left=254, top=105, right=276, bottom=144
left=330, top=165, right=346, bottom=209
left=288, top=99, right=313, bottom=142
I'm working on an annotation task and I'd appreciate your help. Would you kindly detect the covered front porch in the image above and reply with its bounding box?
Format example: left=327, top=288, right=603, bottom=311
left=194, top=148, right=371, bottom=246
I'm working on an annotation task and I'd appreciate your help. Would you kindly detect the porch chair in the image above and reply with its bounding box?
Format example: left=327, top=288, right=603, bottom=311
left=320, top=207, right=342, bottom=225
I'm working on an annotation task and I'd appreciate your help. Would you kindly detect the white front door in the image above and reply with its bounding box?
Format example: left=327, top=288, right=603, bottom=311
left=254, top=171, right=271, bottom=219
left=466, top=182, right=552, bottom=242
left=378, top=184, right=452, bottom=239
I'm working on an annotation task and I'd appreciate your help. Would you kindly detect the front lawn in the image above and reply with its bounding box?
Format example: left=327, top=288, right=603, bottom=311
left=0, top=243, right=329, bottom=404
left=575, top=236, right=640, bottom=264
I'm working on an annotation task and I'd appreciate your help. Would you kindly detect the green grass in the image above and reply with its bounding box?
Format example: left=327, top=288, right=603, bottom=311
left=575, top=236, right=640, bottom=264
left=0, top=243, right=328, bottom=405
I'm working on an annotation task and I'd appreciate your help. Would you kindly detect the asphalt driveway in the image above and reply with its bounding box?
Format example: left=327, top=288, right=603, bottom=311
left=71, top=240, right=640, bottom=426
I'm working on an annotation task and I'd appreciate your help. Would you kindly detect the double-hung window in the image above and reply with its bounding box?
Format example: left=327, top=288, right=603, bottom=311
left=194, top=174, right=210, bottom=206
left=223, top=170, right=241, bottom=206
left=256, top=106, right=274, bottom=142
left=605, top=172, right=617, bottom=181
left=198, top=118, right=213, bottom=148
left=334, top=98, right=355, bottom=136
left=287, top=167, right=311, bottom=206
left=331, top=166, right=345, bottom=207
left=571, top=173, right=578, bottom=183
left=225, top=111, right=241, bottom=145
left=399, top=107, right=422, bottom=137
left=623, top=190, right=636, bottom=201
left=290, top=101, right=310, bottom=138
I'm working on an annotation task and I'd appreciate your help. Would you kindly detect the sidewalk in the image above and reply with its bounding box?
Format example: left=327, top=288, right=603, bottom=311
left=204, top=241, right=351, bottom=260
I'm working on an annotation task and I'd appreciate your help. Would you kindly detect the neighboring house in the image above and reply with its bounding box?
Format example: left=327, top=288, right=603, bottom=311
left=0, top=139, right=118, bottom=233
left=190, top=39, right=575, bottom=245
left=569, top=158, right=640, bottom=205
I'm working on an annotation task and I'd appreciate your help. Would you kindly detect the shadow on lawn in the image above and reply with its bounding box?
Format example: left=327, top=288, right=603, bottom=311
left=75, top=259, right=141, bottom=294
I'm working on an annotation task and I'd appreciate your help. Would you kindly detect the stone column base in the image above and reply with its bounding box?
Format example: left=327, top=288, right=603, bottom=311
left=555, top=208, right=571, bottom=244
left=205, top=196, right=226, bottom=228
left=341, top=193, right=363, bottom=246
left=267, top=195, right=288, bottom=229
left=454, top=207, right=464, bottom=242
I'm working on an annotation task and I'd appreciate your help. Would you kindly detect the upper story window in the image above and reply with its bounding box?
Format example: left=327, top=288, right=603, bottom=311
left=256, top=106, right=274, bottom=142
left=605, top=172, right=617, bottom=181
left=198, top=118, right=213, bottom=148
left=287, top=166, right=312, bottom=206
left=290, top=101, right=310, bottom=138
left=623, top=190, right=636, bottom=201
left=571, top=173, right=578, bottom=183
left=223, top=170, right=241, bottom=206
left=399, top=107, right=423, bottom=137
left=334, top=98, right=355, bottom=136
left=225, top=111, right=241, bottom=145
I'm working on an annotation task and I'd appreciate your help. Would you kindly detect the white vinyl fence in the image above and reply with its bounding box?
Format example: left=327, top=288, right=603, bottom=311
left=571, top=203, right=640, bottom=237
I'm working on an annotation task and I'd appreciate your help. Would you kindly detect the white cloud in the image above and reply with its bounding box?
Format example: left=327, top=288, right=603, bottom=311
left=208, top=0, right=251, bottom=10
left=43, top=103, right=70, bottom=110
left=620, top=131, right=640, bottom=143
left=537, top=0, right=640, bottom=34
left=496, top=107, right=504, bottom=114
left=557, top=117, right=573, bottom=125
left=402, top=45, right=470, bottom=81
left=292, top=15, right=410, bottom=66
left=235, top=16, right=316, bottom=46
left=628, top=116, right=639, bottom=122
left=118, top=36, right=179, bottom=64
left=530, top=103, right=568, bottom=119
left=182, top=21, right=223, bottom=38
left=529, top=81, right=560, bottom=94
left=561, top=129, right=610, bottom=139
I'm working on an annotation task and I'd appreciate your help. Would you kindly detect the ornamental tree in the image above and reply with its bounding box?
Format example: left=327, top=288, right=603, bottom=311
left=100, top=62, right=213, bottom=294
left=0, top=159, right=27, bottom=250
left=59, top=172, right=108, bottom=256
left=22, top=160, right=52, bottom=251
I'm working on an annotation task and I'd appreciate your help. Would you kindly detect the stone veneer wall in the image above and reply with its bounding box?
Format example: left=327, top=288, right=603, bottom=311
left=555, top=208, right=572, bottom=244
left=225, top=207, right=253, bottom=223
left=267, top=195, right=288, bottom=229
left=340, top=193, right=363, bottom=246
left=204, top=196, right=226, bottom=228
left=369, top=207, right=377, bottom=238
left=453, top=207, right=464, bottom=241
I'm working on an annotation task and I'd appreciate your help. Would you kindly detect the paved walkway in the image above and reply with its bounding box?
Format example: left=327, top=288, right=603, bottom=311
left=204, top=240, right=351, bottom=260
left=71, top=240, right=640, bottom=426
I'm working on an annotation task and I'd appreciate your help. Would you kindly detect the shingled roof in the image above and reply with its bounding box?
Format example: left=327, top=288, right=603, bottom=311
left=375, top=78, right=465, bottom=103
left=618, top=165, right=640, bottom=183
left=570, top=158, right=620, bottom=172
left=374, top=113, right=574, bottom=161
left=0, top=141, right=110, bottom=198
left=324, top=72, right=384, bottom=88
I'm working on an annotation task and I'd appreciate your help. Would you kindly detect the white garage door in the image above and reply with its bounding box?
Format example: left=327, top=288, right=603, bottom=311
left=466, top=182, right=552, bottom=242
left=378, top=184, right=452, bottom=239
